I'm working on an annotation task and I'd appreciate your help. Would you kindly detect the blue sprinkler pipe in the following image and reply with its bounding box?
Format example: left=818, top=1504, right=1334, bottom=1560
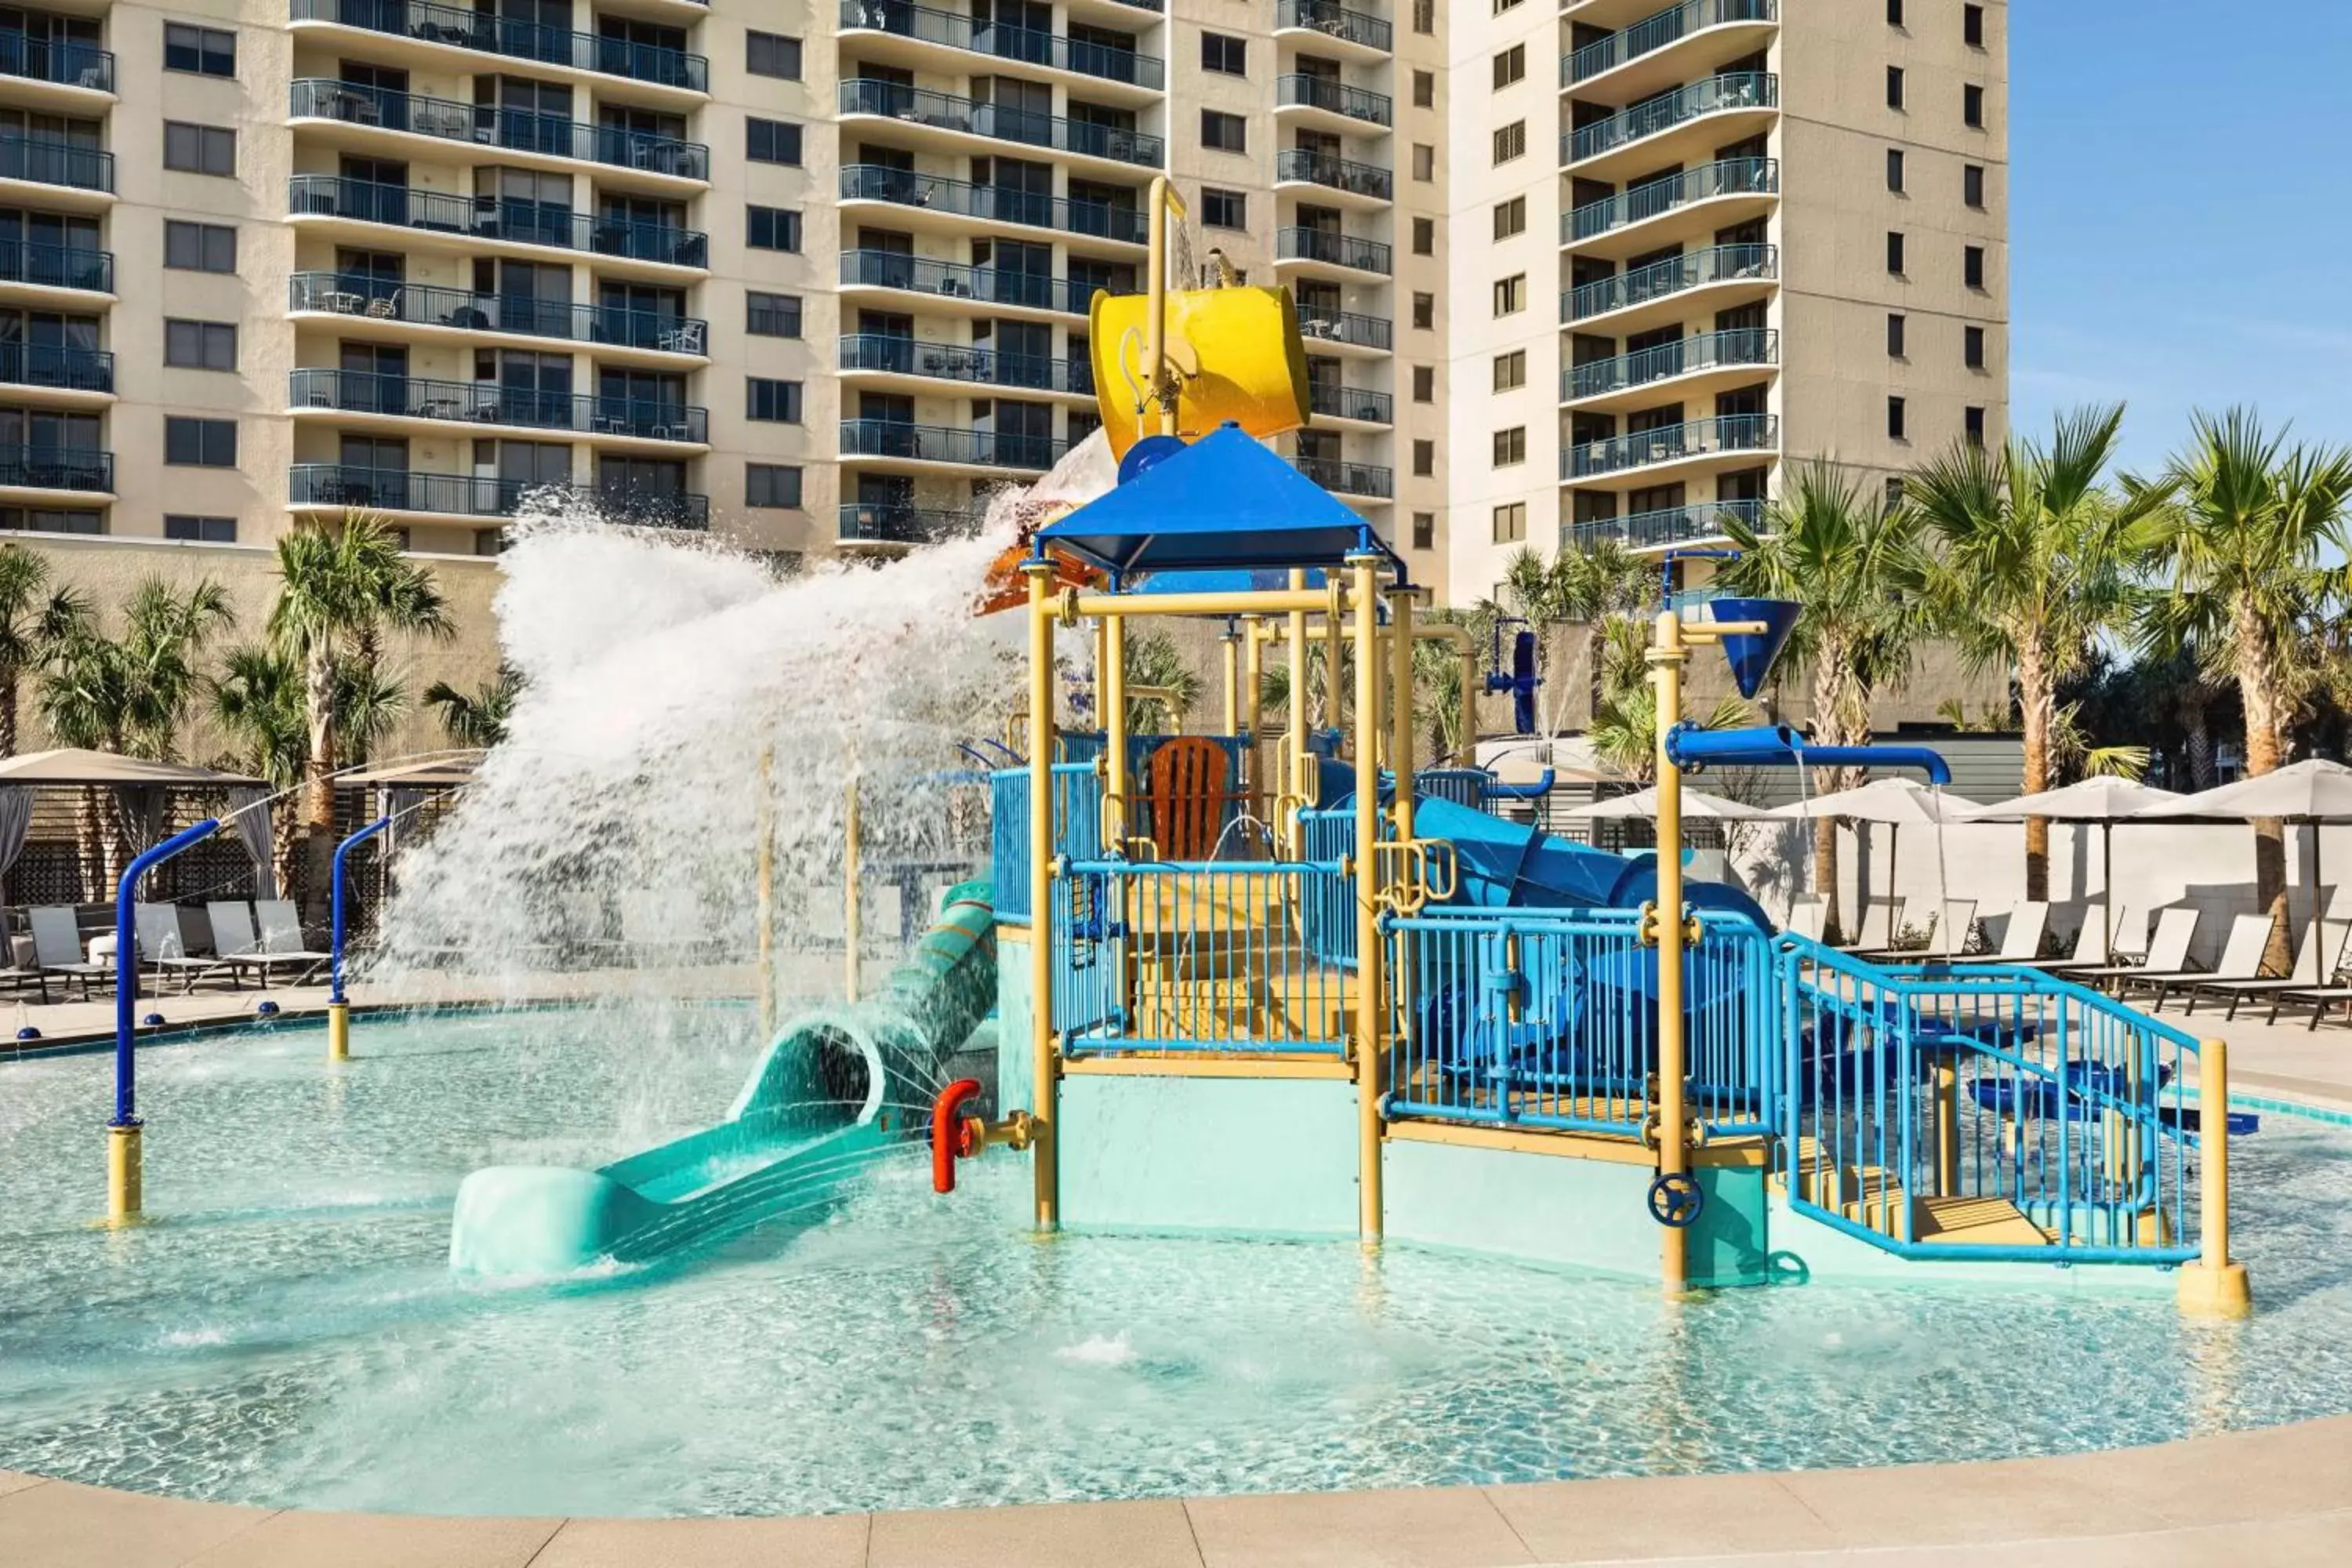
left=332, top=815, right=393, bottom=1005
left=1664, top=724, right=1953, bottom=786
left=112, top=818, right=221, bottom=1127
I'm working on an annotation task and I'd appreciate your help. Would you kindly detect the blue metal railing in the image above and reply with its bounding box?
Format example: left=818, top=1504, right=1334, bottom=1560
left=1566, top=413, right=1777, bottom=478
left=0, top=239, right=110, bottom=292
left=1567, top=328, right=1777, bottom=401
left=0, top=131, right=111, bottom=192
left=1566, top=499, right=1764, bottom=552
left=840, top=165, right=1149, bottom=245
left=1565, top=0, right=1775, bottom=84
left=0, top=445, right=111, bottom=491
left=837, top=78, right=1163, bottom=167
left=990, top=764, right=1103, bottom=924
left=1565, top=242, right=1777, bottom=321
left=839, top=249, right=1102, bottom=314
left=289, top=0, right=709, bottom=91
left=1566, top=157, right=1777, bottom=241
left=0, top=342, right=111, bottom=393
left=1566, top=71, right=1777, bottom=163
left=837, top=0, right=1165, bottom=91
left=0, top=33, right=111, bottom=91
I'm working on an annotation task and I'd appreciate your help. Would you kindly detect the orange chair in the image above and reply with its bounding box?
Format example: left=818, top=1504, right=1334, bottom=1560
left=1144, top=737, right=1235, bottom=860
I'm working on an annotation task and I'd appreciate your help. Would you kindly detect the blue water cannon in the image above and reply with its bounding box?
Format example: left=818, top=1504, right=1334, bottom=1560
left=1484, top=617, right=1540, bottom=735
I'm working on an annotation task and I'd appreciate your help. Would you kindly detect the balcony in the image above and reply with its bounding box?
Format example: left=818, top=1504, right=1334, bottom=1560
left=1566, top=412, right=1777, bottom=478
left=836, top=0, right=1165, bottom=93
left=0, top=34, right=112, bottom=93
left=1276, top=74, right=1392, bottom=129
left=837, top=503, right=982, bottom=546
left=1564, top=0, right=1776, bottom=86
left=0, top=241, right=111, bottom=293
left=1565, top=156, right=1777, bottom=245
left=0, top=132, right=110, bottom=194
left=840, top=419, right=1067, bottom=472
left=0, top=342, right=110, bottom=394
left=1290, top=454, right=1392, bottom=498
left=289, top=463, right=709, bottom=527
left=289, top=80, right=711, bottom=183
left=1274, top=0, right=1392, bottom=54
left=1306, top=382, right=1392, bottom=424
left=1566, top=497, right=1763, bottom=552
left=839, top=333, right=1093, bottom=396
left=839, top=165, right=1148, bottom=246
left=839, top=249, right=1098, bottom=317
left=1273, top=148, right=1392, bottom=202
left=837, top=78, right=1163, bottom=169
left=1276, top=227, right=1391, bottom=275
left=289, top=274, right=710, bottom=356
left=1565, top=241, right=1776, bottom=323
left=287, top=176, right=710, bottom=269
left=0, top=445, right=110, bottom=492
left=1565, top=71, right=1777, bottom=165
left=288, top=0, right=709, bottom=93
left=1566, top=327, right=1777, bottom=401
left=1297, top=307, right=1390, bottom=352
left=289, top=368, right=709, bottom=442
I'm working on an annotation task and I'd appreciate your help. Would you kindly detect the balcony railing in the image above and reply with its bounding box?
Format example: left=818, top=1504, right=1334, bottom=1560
left=838, top=249, right=1102, bottom=315
left=0, top=132, right=110, bottom=193
left=840, top=165, right=1149, bottom=244
left=0, top=241, right=111, bottom=292
left=1275, top=0, right=1392, bottom=53
left=1566, top=328, right=1777, bottom=400
left=1307, top=383, right=1392, bottom=423
left=1567, top=497, right=1764, bottom=551
left=1291, top=454, right=1392, bottom=497
left=289, top=80, right=711, bottom=181
left=840, top=419, right=1067, bottom=470
left=289, top=274, right=709, bottom=355
left=1566, top=156, right=1777, bottom=241
left=0, top=341, right=110, bottom=393
left=1564, top=0, right=1776, bottom=84
left=1298, top=307, right=1391, bottom=350
left=287, top=176, right=710, bottom=267
left=1566, top=71, right=1776, bottom=163
left=1274, top=147, right=1392, bottom=201
left=1565, top=242, right=1776, bottom=321
left=0, top=445, right=110, bottom=491
left=288, top=0, right=709, bottom=92
left=838, top=333, right=1093, bottom=395
left=1276, top=227, right=1391, bottom=274
left=837, top=0, right=1165, bottom=92
left=1566, top=412, right=1777, bottom=477
left=837, top=79, right=1163, bottom=168
left=289, top=463, right=708, bottom=527
left=0, top=34, right=112, bottom=92
left=837, top=503, right=983, bottom=545
left=289, top=368, right=708, bottom=441
left=1276, top=74, right=1392, bottom=127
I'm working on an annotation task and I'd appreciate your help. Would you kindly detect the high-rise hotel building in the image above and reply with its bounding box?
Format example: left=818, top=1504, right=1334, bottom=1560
left=1446, top=0, right=2008, bottom=604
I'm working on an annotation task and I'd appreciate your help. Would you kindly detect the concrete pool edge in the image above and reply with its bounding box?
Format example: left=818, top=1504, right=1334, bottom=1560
left=3, top=1415, right=2350, bottom=1565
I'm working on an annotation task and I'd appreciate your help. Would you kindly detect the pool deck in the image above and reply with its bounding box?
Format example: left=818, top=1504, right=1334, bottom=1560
left=6, top=980, right=2352, bottom=1563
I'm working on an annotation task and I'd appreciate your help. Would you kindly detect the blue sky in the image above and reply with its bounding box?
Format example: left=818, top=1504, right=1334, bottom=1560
left=2011, top=5, right=2352, bottom=474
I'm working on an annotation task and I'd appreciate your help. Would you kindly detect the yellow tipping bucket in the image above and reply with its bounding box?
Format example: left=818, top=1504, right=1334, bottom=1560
left=1089, top=286, right=1311, bottom=459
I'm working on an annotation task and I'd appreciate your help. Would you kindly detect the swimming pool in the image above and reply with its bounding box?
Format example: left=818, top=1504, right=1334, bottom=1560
left=3, top=1009, right=2350, bottom=1518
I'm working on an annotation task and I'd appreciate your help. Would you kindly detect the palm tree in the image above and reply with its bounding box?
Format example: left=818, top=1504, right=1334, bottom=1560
left=2135, top=408, right=2352, bottom=962
left=425, top=665, right=524, bottom=749
left=0, top=543, right=86, bottom=755
left=1910, top=404, right=2149, bottom=898
left=1410, top=608, right=1476, bottom=763
left=1122, top=630, right=1202, bottom=734
left=1486, top=539, right=1654, bottom=729
left=1718, top=459, right=1929, bottom=940
left=1586, top=619, right=1755, bottom=782
left=209, top=643, right=307, bottom=892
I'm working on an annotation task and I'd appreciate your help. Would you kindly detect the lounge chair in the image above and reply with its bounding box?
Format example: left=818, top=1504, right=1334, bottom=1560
left=1832, top=898, right=1897, bottom=955
left=2119, top=913, right=2271, bottom=1010
left=1784, top=896, right=1826, bottom=942
left=2060, top=907, right=2199, bottom=991
left=28, top=905, right=109, bottom=1000
left=1944, top=901, right=2050, bottom=966
left=204, top=901, right=264, bottom=988
left=135, top=903, right=226, bottom=995
left=251, top=898, right=333, bottom=984
left=2187, top=915, right=2351, bottom=1020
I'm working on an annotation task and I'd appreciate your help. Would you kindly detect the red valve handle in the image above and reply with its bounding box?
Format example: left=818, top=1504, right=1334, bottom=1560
left=931, top=1078, right=985, bottom=1192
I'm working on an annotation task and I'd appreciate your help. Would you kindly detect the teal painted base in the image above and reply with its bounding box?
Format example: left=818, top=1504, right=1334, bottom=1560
left=1060, top=1074, right=1360, bottom=1238
left=996, top=931, right=1035, bottom=1118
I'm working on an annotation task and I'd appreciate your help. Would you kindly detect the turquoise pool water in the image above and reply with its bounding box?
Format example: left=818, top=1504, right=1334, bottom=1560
left=3, top=1010, right=2350, bottom=1518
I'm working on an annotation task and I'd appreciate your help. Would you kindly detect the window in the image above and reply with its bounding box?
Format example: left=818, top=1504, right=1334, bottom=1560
left=747, top=291, right=803, bottom=338
left=1412, top=143, right=1435, bottom=181
left=747, top=31, right=802, bottom=80
left=747, top=118, right=803, bottom=166
left=746, top=463, right=803, bottom=508
left=747, top=205, right=801, bottom=251
left=1493, top=196, right=1526, bottom=240
left=1493, top=45, right=1524, bottom=89
left=1413, top=71, right=1435, bottom=108
left=746, top=377, right=803, bottom=423
left=1491, top=121, right=1525, bottom=164
left=164, top=221, right=235, bottom=273
left=1964, top=4, right=1984, bottom=46
left=1886, top=313, right=1906, bottom=358
left=1964, top=244, right=1986, bottom=289
left=1886, top=148, right=1905, bottom=192
left=1492, top=502, right=1526, bottom=543
left=1964, top=325, right=1986, bottom=369
left=163, top=122, right=236, bottom=176
left=165, top=417, right=235, bottom=466
left=1493, top=274, right=1524, bottom=315
left=1413, top=0, right=1434, bottom=34
left=1492, top=426, right=1526, bottom=466
left=1886, top=66, right=1904, bottom=110
left=163, top=23, right=234, bottom=77
left=1411, top=216, right=1434, bottom=256
left=1492, top=0, right=1521, bottom=13
left=1886, top=0, right=1903, bottom=23
left=1413, top=439, right=1436, bottom=477
left=1411, top=511, right=1434, bottom=550
left=1965, top=405, right=1986, bottom=447
left=1492, top=350, right=1525, bottom=391
left=1201, top=32, right=1245, bottom=74
left=1887, top=396, right=1907, bottom=441
left=1199, top=110, right=1246, bottom=154
left=1413, top=365, right=1435, bottom=402
left=164, top=514, right=236, bottom=543
left=1886, top=230, right=1906, bottom=274
left=164, top=319, right=236, bottom=370
left=1964, top=84, right=1984, bottom=128
left=1963, top=163, right=1985, bottom=209
left=1202, top=187, right=1246, bottom=229
left=1413, top=292, right=1434, bottom=330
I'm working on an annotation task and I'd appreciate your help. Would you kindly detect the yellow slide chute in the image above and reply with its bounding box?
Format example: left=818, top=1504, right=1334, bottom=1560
left=1088, top=285, right=1311, bottom=459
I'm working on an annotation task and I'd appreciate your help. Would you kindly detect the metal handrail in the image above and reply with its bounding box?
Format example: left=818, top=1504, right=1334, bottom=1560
left=839, top=419, right=1069, bottom=470
left=288, top=368, right=708, bottom=441
left=287, top=463, right=710, bottom=527
left=1297, top=307, right=1392, bottom=350
left=1306, top=382, right=1394, bottom=423
left=1276, top=0, right=1393, bottom=52
left=1290, top=454, right=1394, bottom=497
left=839, top=165, right=1150, bottom=245
left=0, top=34, right=112, bottom=91
left=0, top=240, right=110, bottom=292
left=1565, top=0, right=1775, bottom=83
left=1565, top=413, right=1777, bottom=477
left=0, top=131, right=111, bottom=192
left=1566, top=156, right=1777, bottom=241
left=0, top=445, right=111, bottom=489
left=837, top=332, right=1092, bottom=394
left=835, top=0, right=1166, bottom=91
left=837, top=249, right=1100, bottom=314
left=1276, top=226, right=1392, bottom=274
left=288, top=274, right=710, bottom=354
left=1276, top=72, right=1393, bottom=126
left=1566, top=327, right=1777, bottom=400
left=1273, top=147, right=1393, bottom=200
left=288, top=0, right=709, bottom=91
left=1565, top=241, right=1776, bottom=321
left=1565, top=498, right=1764, bottom=551
left=1567, top=71, right=1777, bottom=162
left=289, top=79, right=711, bottom=180
left=0, top=342, right=111, bottom=393
left=837, top=78, right=1163, bottom=166
left=285, top=176, right=710, bottom=267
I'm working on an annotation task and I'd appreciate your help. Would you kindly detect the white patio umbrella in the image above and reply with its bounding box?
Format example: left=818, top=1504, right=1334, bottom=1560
left=1561, top=785, right=1767, bottom=822
left=2140, top=759, right=2352, bottom=962
left=1962, top=777, right=2183, bottom=950
left=1770, top=778, right=1978, bottom=949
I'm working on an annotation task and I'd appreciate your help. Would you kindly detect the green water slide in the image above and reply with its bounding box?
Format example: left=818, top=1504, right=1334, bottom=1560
left=448, top=880, right=996, bottom=1277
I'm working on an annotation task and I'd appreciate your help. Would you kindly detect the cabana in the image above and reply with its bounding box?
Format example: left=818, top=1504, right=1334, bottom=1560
left=0, top=748, right=271, bottom=905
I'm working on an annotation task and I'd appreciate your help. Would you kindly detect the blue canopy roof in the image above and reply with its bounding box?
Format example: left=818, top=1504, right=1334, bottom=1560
left=1034, top=423, right=1400, bottom=579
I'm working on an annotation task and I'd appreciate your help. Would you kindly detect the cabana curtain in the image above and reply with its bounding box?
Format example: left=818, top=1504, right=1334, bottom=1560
left=227, top=788, right=276, bottom=899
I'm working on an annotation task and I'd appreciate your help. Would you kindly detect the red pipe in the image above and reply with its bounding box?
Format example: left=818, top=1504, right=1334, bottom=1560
left=931, top=1078, right=985, bottom=1192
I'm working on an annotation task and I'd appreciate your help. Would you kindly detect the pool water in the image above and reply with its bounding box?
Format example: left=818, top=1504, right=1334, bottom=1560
left=3, top=1010, right=2351, bottom=1518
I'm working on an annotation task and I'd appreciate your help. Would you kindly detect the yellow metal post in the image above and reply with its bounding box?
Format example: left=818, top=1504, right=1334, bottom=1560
left=1388, top=586, right=1416, bottom=841
left=1351, top=555, right=1385, bottom=1243
left=1936, top=1059, right=1958, bottom=1195
left=843, top=771, right=862, bottom=1004
left=1220, top=624, right=1239, bottom=740
left=1321, top=597, right=1343, bottom=733
left=1143, top=176, right=1187, bottom=437
left=1648, top=610, right=1691, bottom=1295
left=1242, top=615, right=1265, bottom=818
left=106, top=1121, right=140, bottom=1226
left=757, top=746, right=775, bottom=1040
left=2178, top=1036, right=2251, bottom=1318
left=1287, top=568, right=1308, bottom=855
left=327, top=1001, right=350, bottom=1062
left=1103, top=608, right=1129, bottom=844
left=1025, top=561, right=1059, bottom=1231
